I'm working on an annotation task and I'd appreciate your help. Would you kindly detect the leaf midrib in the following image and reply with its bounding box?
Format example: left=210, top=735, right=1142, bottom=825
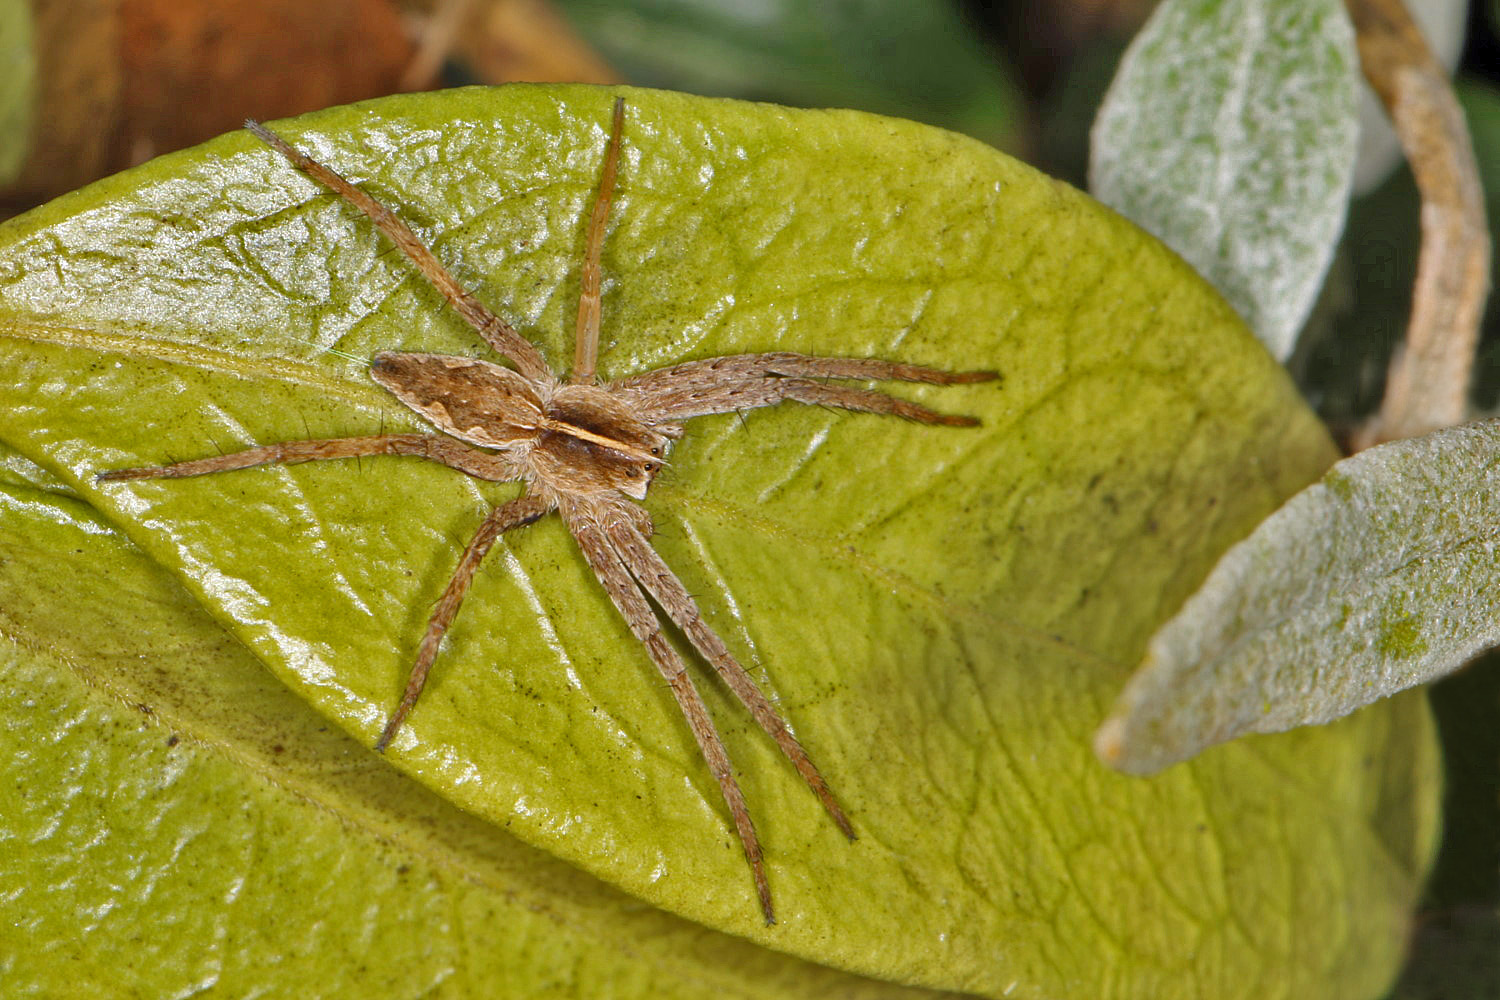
left=0, top=319, right=397, bottom=411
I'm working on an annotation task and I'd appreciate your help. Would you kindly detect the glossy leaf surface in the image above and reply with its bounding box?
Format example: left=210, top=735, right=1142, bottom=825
left=0, top=446, right=953, bottom=999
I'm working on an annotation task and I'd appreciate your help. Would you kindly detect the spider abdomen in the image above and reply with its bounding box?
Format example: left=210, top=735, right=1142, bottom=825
left=371, top=351, right=548, bottom=449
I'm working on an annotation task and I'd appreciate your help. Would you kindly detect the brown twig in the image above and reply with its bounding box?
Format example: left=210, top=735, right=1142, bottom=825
left=1345, top=0, right=1490, bottom=447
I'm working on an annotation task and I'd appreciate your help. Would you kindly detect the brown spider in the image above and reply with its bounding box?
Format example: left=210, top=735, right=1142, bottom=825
left=99, top=97, right=994, bottom=923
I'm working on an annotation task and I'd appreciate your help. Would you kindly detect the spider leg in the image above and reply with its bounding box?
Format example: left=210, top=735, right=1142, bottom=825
left=571, top=97, right=626, bottom=386
left=613, top=351, right=996, bottom=423
left=619, top=351, right=996, bottom=390
left=567, top=512, right=775, bottom=924
left=376, top=492, right=553, bottom=750
left=779, top=378, right=980, bottom=425
left=97, top=434, right=521, bottom=483
left=605, top=518, right=855, bottom=839
left=244, top=120, right=551, bottom=384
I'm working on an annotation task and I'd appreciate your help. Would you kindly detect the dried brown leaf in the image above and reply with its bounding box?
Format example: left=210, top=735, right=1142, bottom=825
left=1, top=0, right=416, bottom=214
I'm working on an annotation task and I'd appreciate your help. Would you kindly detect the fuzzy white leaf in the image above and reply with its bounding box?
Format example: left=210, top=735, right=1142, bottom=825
left=1097, top=421, right=1500, bottom=774
left=1089, top=0, right=1360, bottom=360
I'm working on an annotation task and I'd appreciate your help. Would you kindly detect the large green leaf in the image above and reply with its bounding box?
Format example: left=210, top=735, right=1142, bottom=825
left=0, top=85, right=1439, bottom=997
left=0, top=446, right=951, bottom=999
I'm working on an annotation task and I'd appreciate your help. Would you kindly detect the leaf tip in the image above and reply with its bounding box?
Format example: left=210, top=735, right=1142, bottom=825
left=1094, top=706, right=1176, bottom=776
left=1093, top=714, right=1128, bottom=768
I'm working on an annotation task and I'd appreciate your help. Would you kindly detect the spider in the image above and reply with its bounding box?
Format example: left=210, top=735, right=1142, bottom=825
left=99, top=97, right=995, bottom=923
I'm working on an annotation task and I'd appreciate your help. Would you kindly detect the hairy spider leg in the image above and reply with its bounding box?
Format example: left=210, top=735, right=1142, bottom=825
left=244, top=119, right=552, bottom=384
left=615, top=352, right=998, bottom=424
left=376, top=492, right=553, bottom=750
left=603, top=517, right=855, bottom=839
left=99, top=431, right=544, bottom=751
left=97, top=434, right=521, bottom=483
left=572, top=97, right=626, bottom=386
left=566, top=510, right=776, bottom=924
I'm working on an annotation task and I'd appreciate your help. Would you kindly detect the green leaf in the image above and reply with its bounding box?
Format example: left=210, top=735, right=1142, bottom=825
left=0, top=0, right=34, bottom=185
left=0, top=84, right=1438, bottom=996
left=1097, top=420, right=1500, bottom=775
left=553, top=0, right=1020, bottom=150
left=1089, top=0, right=1360, bottom=360
left=0, top=446, right=954, bottom=999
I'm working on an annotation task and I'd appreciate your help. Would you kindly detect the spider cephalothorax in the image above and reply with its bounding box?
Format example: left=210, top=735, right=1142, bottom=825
left=100, top=98, right=995, bottom=923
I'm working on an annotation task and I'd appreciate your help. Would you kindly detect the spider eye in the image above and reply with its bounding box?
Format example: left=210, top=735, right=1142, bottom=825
left=642, top=463, right=657, bottom=473
left=650, top=446, right=661, bottom=456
